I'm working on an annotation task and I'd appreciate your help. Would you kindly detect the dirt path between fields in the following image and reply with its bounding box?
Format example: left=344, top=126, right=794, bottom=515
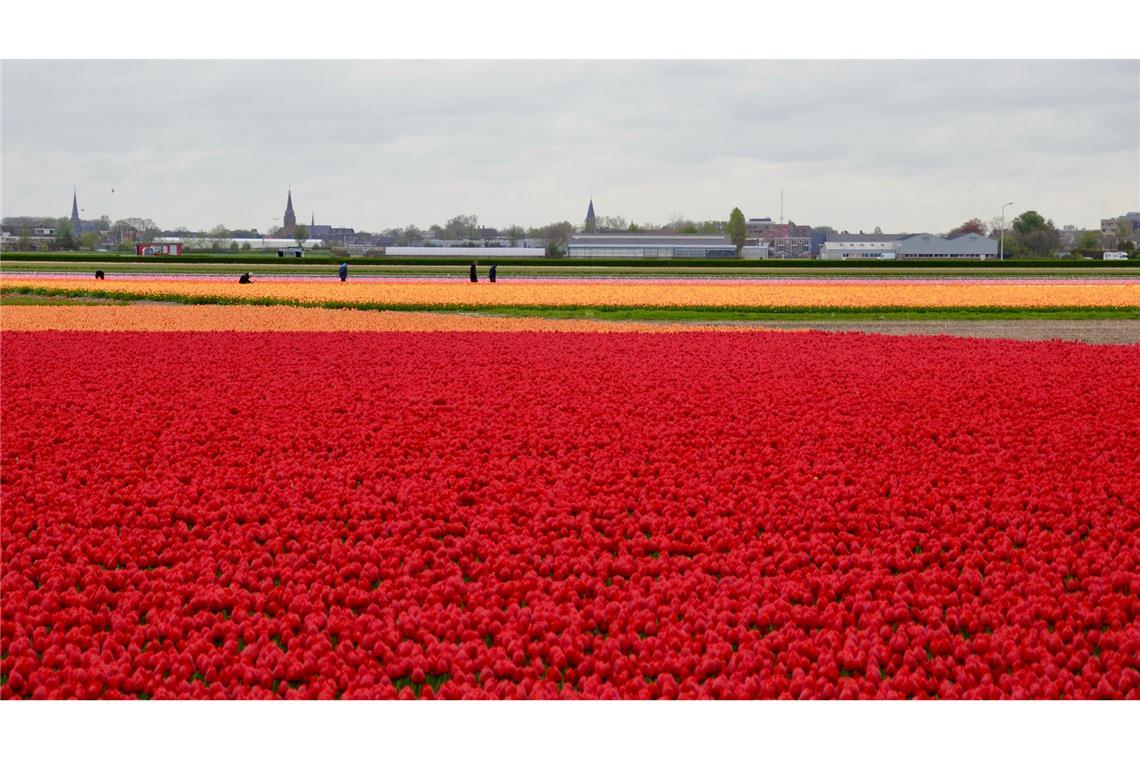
left=750, top=320, right=1140, bottom=344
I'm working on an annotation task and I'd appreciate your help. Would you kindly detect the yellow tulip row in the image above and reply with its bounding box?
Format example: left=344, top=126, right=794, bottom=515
left=3, top=277, right=1138, bottom=309
left=0, top=305, right=754, bottom=333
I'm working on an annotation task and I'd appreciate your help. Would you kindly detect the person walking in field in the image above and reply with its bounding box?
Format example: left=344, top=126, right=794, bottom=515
left=94, top=270, right=105, bottom=280
left=338, top=261, right=348, bottom=282
left=489, top=264, right=497, bottom=283
left=469, top=260, right=478, bottom=283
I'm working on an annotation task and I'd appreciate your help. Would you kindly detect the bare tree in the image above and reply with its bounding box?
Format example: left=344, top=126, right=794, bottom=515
left=207, top=224, right=231, bottom=251
left=444, top=215, right=479, bottom=240
left=539, top=221, right=574, bottom=256
left=596, top=215, right=628, bottom=232
left=398, top=225, right=425, bottom=245
left=948, top=218, right=987, bottom=237
left=663, top=213, right=696, bottom=233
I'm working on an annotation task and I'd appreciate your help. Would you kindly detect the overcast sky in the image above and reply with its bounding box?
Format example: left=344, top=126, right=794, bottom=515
left=2, top=60, right=1137, bottom=233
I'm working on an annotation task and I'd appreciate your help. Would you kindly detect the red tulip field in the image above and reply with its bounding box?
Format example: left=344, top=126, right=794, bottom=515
left=2, top=330, right=1139, bottom=699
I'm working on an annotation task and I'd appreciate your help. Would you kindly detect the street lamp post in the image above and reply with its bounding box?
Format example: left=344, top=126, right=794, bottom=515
left=109, top=188, right=116, bottom=246
left=1000, top=202, right=1014, bottom=261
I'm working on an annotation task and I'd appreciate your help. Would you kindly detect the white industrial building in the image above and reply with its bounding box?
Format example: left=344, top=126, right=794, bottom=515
left=567, top=234, right=738, bottom=259
left=382, top=246, right=543, bottom=257
left=898, top=232, right=997, bottom=260
left=740, top=244, right=771, bottom=259
left=156, top=237, right=325, bottom=250
left=820, top=234, right=903, bottom=260
left=821, top=232, right=997, bottom=261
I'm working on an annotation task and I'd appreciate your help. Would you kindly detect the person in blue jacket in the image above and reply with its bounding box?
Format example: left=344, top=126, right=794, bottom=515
left=338, top=261, right=348, bottom=282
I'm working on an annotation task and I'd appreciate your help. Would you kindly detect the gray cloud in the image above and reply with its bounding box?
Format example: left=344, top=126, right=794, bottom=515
left=2, top=60, right=1137, bottom=232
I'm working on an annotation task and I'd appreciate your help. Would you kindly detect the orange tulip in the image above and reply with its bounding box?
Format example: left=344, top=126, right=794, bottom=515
left=0, top=305, right=754, bottom=333
left=3, top=277, right=1136, bottom=310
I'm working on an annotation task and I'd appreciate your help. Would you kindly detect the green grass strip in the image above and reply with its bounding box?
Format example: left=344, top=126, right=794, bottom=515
left=3, top=284, right=1139, bottom=322
left=3, top=251, right=1139, bottom=268
left=457, top=306, right=1140, bottom=322
left=4, top=260, right=1139, bottom=278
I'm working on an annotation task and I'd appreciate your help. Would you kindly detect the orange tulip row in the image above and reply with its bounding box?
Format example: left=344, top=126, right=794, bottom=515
left=3, top=277, right=1137, bottom=309
left=0, top=305, right=754, bottom=333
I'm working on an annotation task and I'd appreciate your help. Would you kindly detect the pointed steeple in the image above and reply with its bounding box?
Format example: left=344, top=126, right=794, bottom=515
left=311, top=212, right=315, bottom=227
left=71, top=188, right=80, bottom=225
left=585, top=198, right=596, bottom=233
left=283, top=188, right=297, bottom=235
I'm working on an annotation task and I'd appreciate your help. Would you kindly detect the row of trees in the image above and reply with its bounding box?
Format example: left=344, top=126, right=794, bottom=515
left=381, top=216, right=574, bottom=255
left=385, top=209, right=1131, bottom=259
left=732, top=209, right=1121, bottom=259
left=945, top=213, right=1135, bottom=258
left=1004, top=211, right=1061, bottom=258
left=5, top=215, right=113, bottom=235
left=191, top=209, right=1140, bottom=258
left=380, top=214, right=486, bottom=245
left=2, top=216, right=163, bottom=251
left=590, top=214, right=729, bottom=235
left=947, top=213, right=1071, bottom=258
left=380, top=212, right=732, bottom=256
left=377, top=209, right=1100, bottom=258
left=8, top=207, right=1132, bottom=258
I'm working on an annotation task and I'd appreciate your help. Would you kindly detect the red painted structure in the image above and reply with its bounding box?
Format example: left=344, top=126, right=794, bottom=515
left=136, top=243, right=183, bottom=256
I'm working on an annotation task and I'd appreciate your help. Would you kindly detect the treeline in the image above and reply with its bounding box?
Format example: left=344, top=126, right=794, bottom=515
left=380, top=216, right=574, bottom=247
left=11, top=207, right=1132, bottom=259
left=945, top=212, right=1136, bottom=259
left=2, top=215, right=162, bottom=251
left=379, top=213, right=729, bottom=252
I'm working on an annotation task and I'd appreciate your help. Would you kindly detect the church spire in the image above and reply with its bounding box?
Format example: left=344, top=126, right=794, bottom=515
left=283, top=188, right=297, bottom=235
left=585, top=198, right=596, bottom=232
left=71, top=188, right=80, bottom=225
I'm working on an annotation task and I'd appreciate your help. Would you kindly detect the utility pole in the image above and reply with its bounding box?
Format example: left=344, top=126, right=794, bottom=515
left=109, top=188, right=116, bottom=245
left=1000, top=202, right=1014, bottom=261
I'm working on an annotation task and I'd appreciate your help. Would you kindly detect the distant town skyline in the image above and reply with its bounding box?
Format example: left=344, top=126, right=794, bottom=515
left=2, top=60, right=1137, bottom=232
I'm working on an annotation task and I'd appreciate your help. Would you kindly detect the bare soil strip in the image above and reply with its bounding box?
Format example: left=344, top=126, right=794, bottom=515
left=756, top=320, right=1140, bottom=344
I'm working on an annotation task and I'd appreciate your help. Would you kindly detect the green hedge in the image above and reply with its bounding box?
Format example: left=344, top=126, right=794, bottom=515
left=3, top=251, right=1140, bottom=268
left=0, top=251, right=340, bottom=265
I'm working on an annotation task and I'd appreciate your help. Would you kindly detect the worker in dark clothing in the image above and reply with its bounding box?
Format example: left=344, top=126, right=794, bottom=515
left=238, top=273, right=252, bottom=284
left=469, top=260, right=478, bottom=283
left=489, top=264, right=497, bottom=283
left=338, top=261, right=348, bottom=282
left=94, top=270, right=105, bottom=280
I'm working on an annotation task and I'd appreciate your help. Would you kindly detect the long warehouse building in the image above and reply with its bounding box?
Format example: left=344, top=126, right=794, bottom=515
left=567, top=233, right=738, bottom=259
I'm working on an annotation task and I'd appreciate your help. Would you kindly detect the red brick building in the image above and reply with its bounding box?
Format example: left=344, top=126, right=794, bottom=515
left=746, top=217, right=813, bottom=258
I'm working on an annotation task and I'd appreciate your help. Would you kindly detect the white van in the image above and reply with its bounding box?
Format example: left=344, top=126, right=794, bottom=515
left=1103, top=251, right=1128, bottom=261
